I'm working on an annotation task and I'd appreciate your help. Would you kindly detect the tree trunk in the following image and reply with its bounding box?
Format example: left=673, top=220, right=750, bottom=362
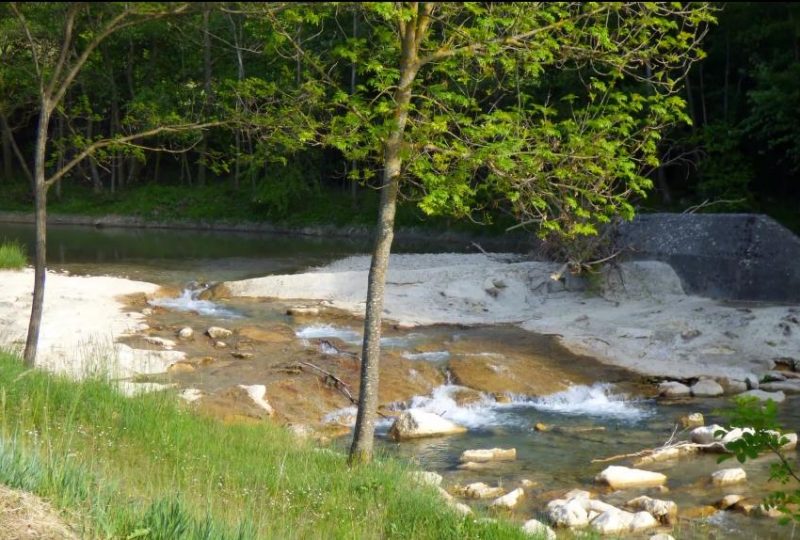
left=24, top=102, right=52, bottom=367
left=0, top=112, right=33, bottom=186
left=349, top=12, right=422, bottom=465
left=197, top=6, right=212, bottom=186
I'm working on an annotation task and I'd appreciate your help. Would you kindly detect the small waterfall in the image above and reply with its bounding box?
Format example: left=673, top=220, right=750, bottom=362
left=149, top=282, right=241, bottom=318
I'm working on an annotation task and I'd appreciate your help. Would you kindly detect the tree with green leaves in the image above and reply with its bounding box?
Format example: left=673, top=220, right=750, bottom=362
left=273, top=2, right=715, bottom=463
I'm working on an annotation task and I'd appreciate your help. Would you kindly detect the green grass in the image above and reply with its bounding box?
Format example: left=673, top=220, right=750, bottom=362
left=0, top=352, right=533, bottom=539
left=0, top=240, right=26, bottom=269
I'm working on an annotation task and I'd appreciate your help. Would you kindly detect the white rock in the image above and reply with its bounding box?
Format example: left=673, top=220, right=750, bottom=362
left=590, top=509, right=635, bottom=534
left=214, top=341, right=227, bottom=348
left=522, top=519, right=556, bottom=539
left=450, top=502, right=472, bottom=515
left=629, top=511, right=659, bottom=532
left=144, top=336, right=176, bottom=349
left=711, top=468, right=747, bottom=486
left=634, top=445, right=699, bottom=466
left=690, top=379, right=724, bottom=397
left=460, top=447, right=516, bottom=462
left=437, top=487, right=453, bottom=502
left=462, top=482, right=505, bottom=499
left=585, top=499, right=620, bottom=514
left=690, top=424, right=725, bottom=445
left=238, top=384, right=274, bottom=415
left=388, top=410, right=467, bottom=440
left=717, top=494, right=744, bottom=510
left=179, top=388, right=204, bottom=402
left=682, top=412, right=705, bottom=428
left=207, top=326, right=233, bottom=339
left=410, top=471, right=442, bottom=487
left=595, top=466, right=667, bottom=489
left=658, top=381, right=691, bottom=397
left=739, top=389, right=786, bottom=403
left=548, top=498, right=589, bottom=528
left=490, top=487, right=524, bottom=509
left=563, top=489, right=592, bottom=502
left=177, top=327, right=194, bottom=339
left=760, top=380, right=800, bottom=393
left=718, top=378, right=748, bottom=394
left=649, top=535, right=676, bottom=540
left=626, top=496, right=677, bottom=524
left=779, top=432, right=798, bottom=450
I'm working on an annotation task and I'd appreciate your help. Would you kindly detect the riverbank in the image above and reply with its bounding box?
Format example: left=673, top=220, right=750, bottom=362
left=220, top=253, right=800, bottom=382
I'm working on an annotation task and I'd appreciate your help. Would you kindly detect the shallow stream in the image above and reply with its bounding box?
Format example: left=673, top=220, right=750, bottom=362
left=3, top=222, right=798, bottom=539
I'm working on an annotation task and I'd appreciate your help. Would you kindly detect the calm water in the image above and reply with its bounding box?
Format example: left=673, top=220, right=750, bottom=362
left=3, top=221, right=797, bottom=539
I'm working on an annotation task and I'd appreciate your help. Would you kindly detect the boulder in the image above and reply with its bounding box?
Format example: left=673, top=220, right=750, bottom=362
left=547, top=498, right=589, bottom=528
left=626, top=496, right=677, bottom=525
left=595, top=466, right=667, bottom=490
left=629, top=511, right=659, bottom=532
left=658, top=381, right=691, bottom=398
left=679, top=412, right=704, bottom=428
left=717, top=494, right=744, bottom=510
left=460, top=448, right=516, bottom=463
left=760, top=380, right=800, bottom=393
left=718, top=378, right=748, bottom=395
left=489, top=487, right=524, bottom=509
left=634, top=445, right=699, bottom=466
left=649, top=535, right=676, bottom=540
left=231, top=352, right=254, bottom=359
left=450, top=502, right=472, bottom=515
left=739, top=389, right=786, bottom=403
left=777, top=432, right=798, bottom=450
left=238, top=384, right=274, bottom=415
left=521, top=519, right=556, bottom=540
left=388, top=410, right=467, bottom=440
left=177, top=327, right=193, bottom=339
left=461, top=482, right=505, bottom=499
left=690, top=379, right=724, bottom=397
left=590, top=509, right=635, bottom=534
left=207, top=326, right=233, bottom=339
left=711, top=468, right=747, bottom=486
left=690, top=424, right=725, bottom=445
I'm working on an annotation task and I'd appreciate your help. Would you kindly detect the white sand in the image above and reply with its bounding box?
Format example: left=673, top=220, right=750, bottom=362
left=0, top=268, right=184, bottom=381
left=224, top=253, right=800, bottom=380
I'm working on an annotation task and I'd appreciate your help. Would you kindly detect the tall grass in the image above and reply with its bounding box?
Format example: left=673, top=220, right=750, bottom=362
left=0, top=352, right=533, bottom=539
left=0, top=240, right=26, bottom=269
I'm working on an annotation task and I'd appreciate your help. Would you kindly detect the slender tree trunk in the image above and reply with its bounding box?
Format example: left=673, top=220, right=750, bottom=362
left=87, top=116, right=103, bottom=193
left=0, top=112, right=33, bottom=186
left=349, top=13, right=422, bottom=464
left=55, top=113, right=64, bottom=200
left=24, top=102, right=52, bottom=367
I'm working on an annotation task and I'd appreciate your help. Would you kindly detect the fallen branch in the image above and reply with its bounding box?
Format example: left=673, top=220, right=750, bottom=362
left=299, top=361, right=357, bottom=404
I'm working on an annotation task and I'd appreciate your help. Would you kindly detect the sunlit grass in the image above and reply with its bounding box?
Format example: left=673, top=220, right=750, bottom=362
left=0, top=352, right=533, bottom=539
left=0, top=240, right=26, bottom=269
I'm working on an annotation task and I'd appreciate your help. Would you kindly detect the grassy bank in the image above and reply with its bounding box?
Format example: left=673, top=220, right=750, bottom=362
left=0, top=352, right=530, bottom=539
left=0, top=241, right=26, bottom=269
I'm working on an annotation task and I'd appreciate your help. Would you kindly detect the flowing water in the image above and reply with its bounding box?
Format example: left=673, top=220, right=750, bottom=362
left=3, top=222, right=798, bottom=539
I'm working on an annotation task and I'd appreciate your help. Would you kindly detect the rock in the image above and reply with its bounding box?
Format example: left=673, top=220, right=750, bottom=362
left=739, top=389, right=786, bottom=403
left=658, top=381, right=691, bottom=397
left=634, top=445, right=700, bottom=466
left=451, top=387, right=485, bottom=407
left=141, top=307, right=153, bottom=316
left=410, top=471, right=442, bottom=487
left=690, top=379, right=724, bottom=397
left=214, top=341, right=227, bottom=348
left=490, top=487, right=524, bottom=509
left=717, top=494, right=744, bottom=510
left=586, top=499, right=621, bottom=514
left=144, top=336, right=176, bottom=349
left=436, top=487, right=453, bottom=502
left=461, top=482, right=505, bottom=499
left=450, top=502, right=472, bottom=515
left=547, top=498, right=589, bottom=528
left=388, top=410, right=467, bottom=440
left=238, top=324, right=295, bottom=344
left=626, top=496, right=677, bottom=525
left=679, top=412, right=704, bottom=428
left=718, top=378, right=748, bottom=395
left=629, top=511, right=659, bottom=532
left=680, top=506, right=718, bottom=519
left=287, top=306, right=320, bottom=316
left=562, top=489, right=592, bottom=502
left=207, top=326, right=233, bottom=339
left=494, top=393, right=513, bottom=404
left=179, top=388, right=203, bottom=402
left=760, top=380, right=800, bottom=393
left=534, top=422, right=551, bottom=432
left=457, top=461, right=499, bottom=472
left=167, top=361, right=196, bottom=374
left=745, top=374, right=760, bottom=390
left=778, top=432, right=798, bottom=450
left=231, top=352, right=254, bottom=359
left=649, top=534, right=676, bottom=540
left=521, top=519, right=556, bottom=539
left=763, top=371, right=788, bottom=382
left=754, top=504, right=784, bottom=519
left=237, top=384, right=274, bottom=415
left=681, top=329, right=701, bottom=340
left=520, top=479, right=536, bottom=489
left=711, top=468, right=747, bottom=486
left=460, top=448, right=516, bottom=463
left=590, top=509, right=635, bottom=534
left=595, top=466, right=667, bottom=490
left=690, top=424, right=725, bottom=445
left=177, top=327, right=193, bottom=339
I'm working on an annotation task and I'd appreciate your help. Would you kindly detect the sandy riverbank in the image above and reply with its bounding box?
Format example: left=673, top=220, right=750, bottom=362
left=222, top=253, right=800, bottom=380
left=0, top=269, right=184, bottom=382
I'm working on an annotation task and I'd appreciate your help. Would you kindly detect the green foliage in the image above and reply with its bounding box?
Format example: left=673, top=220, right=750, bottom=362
left=0, top=352, right=531, bottom=539
left=718, top=396, right=800, bottom=525
left=0, top=240, right=26, bottom=269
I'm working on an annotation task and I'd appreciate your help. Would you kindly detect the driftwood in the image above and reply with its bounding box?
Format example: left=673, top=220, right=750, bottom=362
left=591, top=440, right=726, bottom=464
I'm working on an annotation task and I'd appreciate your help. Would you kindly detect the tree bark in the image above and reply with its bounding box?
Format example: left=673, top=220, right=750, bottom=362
left=349, top=9, right=423, bottom=465
left=24, top=101, right=52, bottom=367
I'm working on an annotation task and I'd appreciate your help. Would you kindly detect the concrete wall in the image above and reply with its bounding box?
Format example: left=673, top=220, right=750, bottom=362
left=617, top=214, right=800, bottom=302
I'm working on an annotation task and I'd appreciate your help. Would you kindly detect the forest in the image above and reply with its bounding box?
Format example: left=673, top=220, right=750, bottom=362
left=1, top=2, right=796, bottom=233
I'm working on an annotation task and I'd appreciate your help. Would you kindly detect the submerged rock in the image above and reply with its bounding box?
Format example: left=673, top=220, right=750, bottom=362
left=521, top=519, right=556, bottom=539
left=626, top=495, right=677, bottom=525
left=595, top=466, right=667, bottom=490
left=388, top=410, right=467, bottom=440
left=207, top=326, right=233, bottom=339
left=711, top=468, right=747, bottom=486
left=460, top=482, right=505, bottom=500
left=679, top=412, right=704, bottom=428
left=177, top=327, right=194, bottom=339
left=460, top=448, right=516, bottom=463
